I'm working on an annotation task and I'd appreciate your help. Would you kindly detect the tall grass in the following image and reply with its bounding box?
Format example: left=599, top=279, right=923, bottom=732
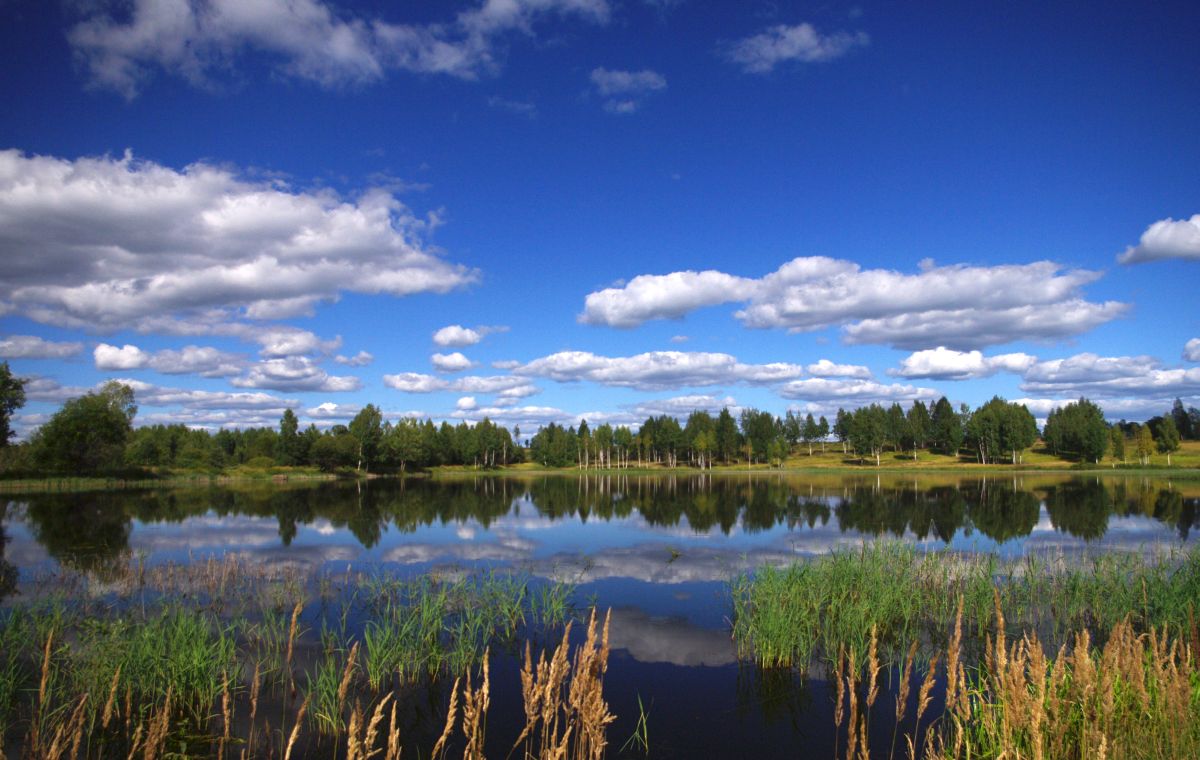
left=0, top=555, right=586, bottom=758
left=833, top=595, right=1200, bottom=759
left=732, top=542, right=1200, bottom=669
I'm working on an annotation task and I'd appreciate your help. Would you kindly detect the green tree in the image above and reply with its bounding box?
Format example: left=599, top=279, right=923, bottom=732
left=849, top=404, right=888, bottom=466
left=1155, top=416, right=1181, bottom=466
left=276, top=408, right=302, bottom=465
left=1041, top=398, right=1109, bottom=463
left=929, top=397, right=963, bottom=456
left=0, top=362, right=25, bottom=446
left=1108, top=425, right=1126, bottom=466
left=801, top=412, right=821, bottom=456
left=715, top=407, right=740, bottom=463
left=32, top=381, right=137, bottom=473
left=906, top=400, right=931, bottom=460
left=833, top=408, right=852, bottom=454
left=1134, top=424, right=1155, bottom=465
left=348, top=404, right=383, bottom=473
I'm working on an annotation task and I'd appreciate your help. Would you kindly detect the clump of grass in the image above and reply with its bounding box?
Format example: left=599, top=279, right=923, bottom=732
left=732, top=543, right=1200, bottom=669
left=859, top=595, right=1200, bottom=760
left=509, top=607, right=615, bottom=760
left=0, top=555, right=585, bottom=758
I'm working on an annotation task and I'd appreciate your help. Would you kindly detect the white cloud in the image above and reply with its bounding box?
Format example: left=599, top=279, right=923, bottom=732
left=456, top=396, right=478, bottom=411
left=777, top=378, right=938, bottom=404
left=432, top=351, right=476, bottom=372
left=625, top=394, right=739, bottom=419
left=431, top=324, right=507, bottom=347
left=0, top=150, right=477, bottom=331
left=24, top=375, right=295, bottom=412
left=305, top=401, right=360, bottom=420
left=433, top=325, right=483, bottom=346
left=383, top=372, right=537, bottom=398
left=1018, top=352, right=1200, bottom=399
left=890, top=347, right=1037, bottom=380
left=1184, top=338, right=1200, bottom=363
left=806, top=358, right=871, bottom=379
left=147, top=345, right=244, bottom=376
left=232, top=357, right=361, bottom=392
left=669, top=335, right=688, bottom=344
left=69, top=0, right=611, bottom=98
left=0, top=335, right=84, bottom=359
left=725, top=23, right=868, bottom=74
left=580, top=270, right=755, bottom=327
left=1117, top=214, right=1200, bottom=264
left=94, top=343, right=149, bottom=370
left=590, top=67, right=666, bottom=113
left=93, top=342, right=243, bottom=376
left=580, top=257, right=1125, bottom=349
left=512, top=350, right=804, bottom=391
left=1016, top=397, right=1186, bottom=423
left=334, top=350, right=374, bottom=367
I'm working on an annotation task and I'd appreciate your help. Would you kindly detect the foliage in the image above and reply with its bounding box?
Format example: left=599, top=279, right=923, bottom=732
left=30, top=381, right=137, bottom=474
left=928, top=396, right=964, bottom=456
left=1042, top=397, right=1109, bottom=462
left=0, top=361, right=26, bottom=446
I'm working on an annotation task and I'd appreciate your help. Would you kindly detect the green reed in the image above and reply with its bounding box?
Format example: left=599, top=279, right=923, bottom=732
left=731, top=542, right=1200, bottom=669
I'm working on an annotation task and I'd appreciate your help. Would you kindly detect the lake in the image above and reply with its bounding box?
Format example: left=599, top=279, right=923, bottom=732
left=1, top=473, right=1197, bottom=757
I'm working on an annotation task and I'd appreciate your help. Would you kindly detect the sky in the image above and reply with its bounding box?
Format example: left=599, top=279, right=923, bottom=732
left=0, top=0, right=1198, bottom=440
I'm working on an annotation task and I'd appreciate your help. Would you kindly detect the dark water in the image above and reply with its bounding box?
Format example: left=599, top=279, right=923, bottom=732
left=1, top=473, right=1197, bottom=757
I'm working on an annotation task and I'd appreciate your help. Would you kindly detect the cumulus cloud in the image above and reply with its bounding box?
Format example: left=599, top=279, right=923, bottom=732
left=1016, top=397, right=1185, bottom=423
left=777, top=378, right=938, bottom=404
left=806, top=359, right=871, bottom=378
left=94, top=343, right=149, bottom=370
left=93, top=342, right=244, bottom=376
left=580, top=270, right=755, bottom=327
left=1117, top=214, right=1200, bottom=264
left=512, top=350, right=804, bottom=391
left=305, top=401, right=360, bottom=420
left=725, top=23, right=868, bottom=74
left=450, top=404, right=574, bottom=429
left=26, top=375, right=295, bottom=412
left=1018, top=353, right=1200, bottom=400
left=580, top=257, right=1125, bottom=349
left=383, top=372, right=538, bottom=398
left=456, top=396, right=478, bottom=411
left=625, top=394, right=739, bottom=418
left=1184, top=339, right=1200, bottom=363
left=890, top=347, right=1037, bottom=380
left=69, top=0, right=611, bottom=98
left=232, top=357, right=361, bottom=392
left=0, top=150, right=477, bottom=331
left=589, top=67, right=666, bottom=113
left=334, top=350, right=374, bottom=367
left=0, top=335, right=83, bottom=359
left=431, top=324, right=507, bottom=347
left=432, top=351, right=476, bottom=372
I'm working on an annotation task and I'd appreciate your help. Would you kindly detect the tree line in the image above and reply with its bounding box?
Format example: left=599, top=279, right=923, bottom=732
left=0, top=360, right=1196, bottom=476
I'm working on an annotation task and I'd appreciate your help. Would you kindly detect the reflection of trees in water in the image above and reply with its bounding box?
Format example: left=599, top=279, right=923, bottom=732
left=11, top=476, right=1196, bottom=567
left=1043, top=481, right=1113, bottom=541
left=23, top=492, right=134, bottom=578
left=0, top=511, right=18, bottom=602
left=963, top=482, right=1040, bottom=543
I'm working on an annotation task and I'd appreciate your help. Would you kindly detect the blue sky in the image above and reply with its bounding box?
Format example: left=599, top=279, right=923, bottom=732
left=1, top=0, right=1198, bottom=438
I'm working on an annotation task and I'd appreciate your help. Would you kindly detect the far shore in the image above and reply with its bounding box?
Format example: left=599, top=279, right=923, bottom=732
left=2, top=442, right=1199, bottom=493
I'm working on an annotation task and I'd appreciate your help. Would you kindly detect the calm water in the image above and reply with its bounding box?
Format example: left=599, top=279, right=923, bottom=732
left=1, top=473, right=1197, bottom=757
